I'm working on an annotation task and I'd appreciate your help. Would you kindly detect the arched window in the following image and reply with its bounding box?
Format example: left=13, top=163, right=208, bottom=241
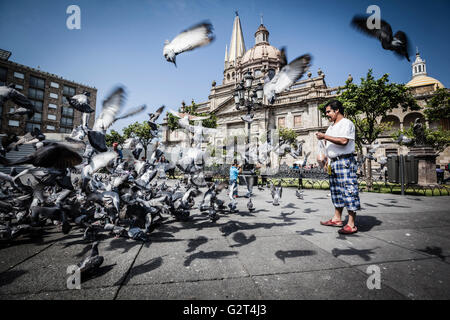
left=227, top=73, right=230, bottom=81
left=380, top=115, right=401, bottom=135
left=403, top=112, right=424, bottom=129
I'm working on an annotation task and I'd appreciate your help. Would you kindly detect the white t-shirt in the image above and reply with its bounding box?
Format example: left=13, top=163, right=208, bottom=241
left=325, top=118, right=355, bottom=159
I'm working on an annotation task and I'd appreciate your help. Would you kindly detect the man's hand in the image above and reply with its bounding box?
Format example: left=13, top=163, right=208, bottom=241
left=316, top=132, right=326, bottom=140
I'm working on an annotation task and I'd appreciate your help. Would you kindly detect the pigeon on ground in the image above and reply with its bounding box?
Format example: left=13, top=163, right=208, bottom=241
left=296, top=189, right=304, bottom=200
left=77, top=242, right=104, bottom=275
left=163, top=21, right=215, bottom=67
left=68, top=91, right=94, bottom=113
left=271, top=182, right=282, bottom=206
left=351, top=15, right=411, bottom=61
left=247, top=198, right=255, bottom=212
left=264, top=54, right=312, bottom=104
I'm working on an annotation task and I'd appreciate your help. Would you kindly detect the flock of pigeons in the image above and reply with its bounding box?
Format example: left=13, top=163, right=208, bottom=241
left=0, top=11, right=412, bottom=276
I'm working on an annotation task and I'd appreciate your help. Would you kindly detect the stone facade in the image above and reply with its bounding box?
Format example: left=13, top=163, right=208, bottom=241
left=0, top=48, right=97, bottom=136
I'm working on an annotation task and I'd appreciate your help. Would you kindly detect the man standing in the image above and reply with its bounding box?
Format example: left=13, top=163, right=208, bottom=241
left=316, top=100, right=360, bottom=234
left=229, top=160, right=242, bottom=198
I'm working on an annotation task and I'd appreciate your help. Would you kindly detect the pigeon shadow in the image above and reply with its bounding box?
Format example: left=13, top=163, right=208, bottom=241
left=184, top=250, right=238, bottom=267
left=219, top=220, right=296, bottom=237
left=275, top=250, right=316, bottom=263
left=303, top=208, right=319, bottom=214
left=417, top=246, right=446, bottom=261
left=377, top=202, right=410, bottom=209
left=229, top=232, right=256, bottom=248
left=282, top=203, right=299, bottom=209
left=106, top=237, right=142, bottom=253
left=296, top=228, right=323, bottom=236
left=331, top=247, right=379, bottom=262
left=363, top=203, right=378, bottom=208
left=185, top=236, right=208, bottom=253
left=115, top=257, right=163, bottom=286
left=82, top=263, right=117, bottom=284
left=0, top=269, right=28, bottom=286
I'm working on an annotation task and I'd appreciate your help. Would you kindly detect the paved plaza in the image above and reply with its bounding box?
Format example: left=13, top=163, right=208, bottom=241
left=1, top=185, right=450, bottom=300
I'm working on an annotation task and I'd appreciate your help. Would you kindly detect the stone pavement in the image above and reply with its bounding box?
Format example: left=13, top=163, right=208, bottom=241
left=1, top=185, right=450, bottom=300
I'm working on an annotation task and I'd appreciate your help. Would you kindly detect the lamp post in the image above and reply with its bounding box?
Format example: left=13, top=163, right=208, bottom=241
left=234, top=71, right=264, bottom=196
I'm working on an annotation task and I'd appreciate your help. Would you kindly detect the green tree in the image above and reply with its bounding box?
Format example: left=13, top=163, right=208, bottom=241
left=105, top=129, right=125, bottom=147
left=423, top=88, right=450, bottom=123
left=167, top=100, right=217, bottom=131
left=319, top=69, right=420, bottom=187
left=393, top=124, right=450, bottom=154
left=278, top=127, right=298, bottom=145
left=122, top=121, right=155, bottom=159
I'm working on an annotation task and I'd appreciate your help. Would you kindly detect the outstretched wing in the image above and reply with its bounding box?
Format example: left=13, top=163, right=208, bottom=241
left=32, top=143, right=83, bottom=169
left=93, top=87, right=126, bottom=132
left=351, top=15, right=393, bottom=43
left=115, top=104, right=147, bottom=121
left=264, top=54, right=311, bottom=97
left=90, top=151, right=117, bottom=173
left=166, top=22, right=215, bottom=55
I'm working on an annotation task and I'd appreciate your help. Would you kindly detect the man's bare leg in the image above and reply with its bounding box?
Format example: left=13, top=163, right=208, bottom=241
left=333, top=207, right=344, bottom=222
left=347, top=210, right=356, bottom=228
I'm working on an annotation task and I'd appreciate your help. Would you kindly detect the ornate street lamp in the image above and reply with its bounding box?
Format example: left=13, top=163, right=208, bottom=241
left=232, top=72, right=265, bottom=197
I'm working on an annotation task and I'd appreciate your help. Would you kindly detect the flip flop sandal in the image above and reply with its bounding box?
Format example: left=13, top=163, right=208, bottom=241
left=320, top=219, right=344, bottom=227
left=338, top=225, right=358, bottom=234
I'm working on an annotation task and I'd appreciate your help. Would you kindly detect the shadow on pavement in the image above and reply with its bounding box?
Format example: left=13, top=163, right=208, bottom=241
left=331, top=247, right=379, bottom=261
left=0, top=269, right=27, bottom=286
left=275, top=250, right=316, bottom=263
left=229, top=232, right=256, bottom=248
left=184, top=250, right=238, bottom=266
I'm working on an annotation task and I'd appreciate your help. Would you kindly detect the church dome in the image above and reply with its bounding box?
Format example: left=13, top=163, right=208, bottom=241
left=240, top=43, right=281, bottom=65
left=406, top=75, right=444, bottom=89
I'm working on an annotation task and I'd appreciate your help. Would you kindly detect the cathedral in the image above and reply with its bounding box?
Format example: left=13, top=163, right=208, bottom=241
left=161, top=13, right=448, bottom=170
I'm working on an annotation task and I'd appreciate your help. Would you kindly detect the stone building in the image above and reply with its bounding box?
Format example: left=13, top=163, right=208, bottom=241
left=161, top=14, right=448, bottom=169
left=161, top=13, right=338, bottom=168
left=377, top=50, right=449, bottom=167
left=0, top=48, right=97, bottom=136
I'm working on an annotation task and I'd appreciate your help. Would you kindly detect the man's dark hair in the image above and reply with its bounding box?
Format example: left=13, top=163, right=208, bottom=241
left=325, top=99, right=344, bottom=115
left=233, top=159, right=238, bottom=166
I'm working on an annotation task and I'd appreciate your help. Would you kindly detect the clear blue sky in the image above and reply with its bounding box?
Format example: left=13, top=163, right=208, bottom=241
left=1, top=0, right=449, bottom=133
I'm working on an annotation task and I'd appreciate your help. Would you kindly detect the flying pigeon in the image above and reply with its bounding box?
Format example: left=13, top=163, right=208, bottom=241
left=89, top=86, right=127, bottom=152
left=68, top=91, right=94, bottom=113
left=241, top=113, right=254, bottom=123
left=351, top=15, right=411, bottom=61
left=264, top=54, right=312, bottom=104
left=395, top=133, right=413, bottom=145
left=163, top=21, right=215, bottom=67
left=0, top=83, right=35, bottom=113
left=7, top=106, right=35, bottom=119
left=3, top=142, right=82, bottom=169
left=148, top=105, right=165, bottom=131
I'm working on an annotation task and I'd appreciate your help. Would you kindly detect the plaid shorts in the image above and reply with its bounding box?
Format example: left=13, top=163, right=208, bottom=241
left=329, top=157, right=360, bottom=211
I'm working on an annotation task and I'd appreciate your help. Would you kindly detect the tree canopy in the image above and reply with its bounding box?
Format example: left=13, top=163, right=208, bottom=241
left=319, top=69, right=420, bottom=152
